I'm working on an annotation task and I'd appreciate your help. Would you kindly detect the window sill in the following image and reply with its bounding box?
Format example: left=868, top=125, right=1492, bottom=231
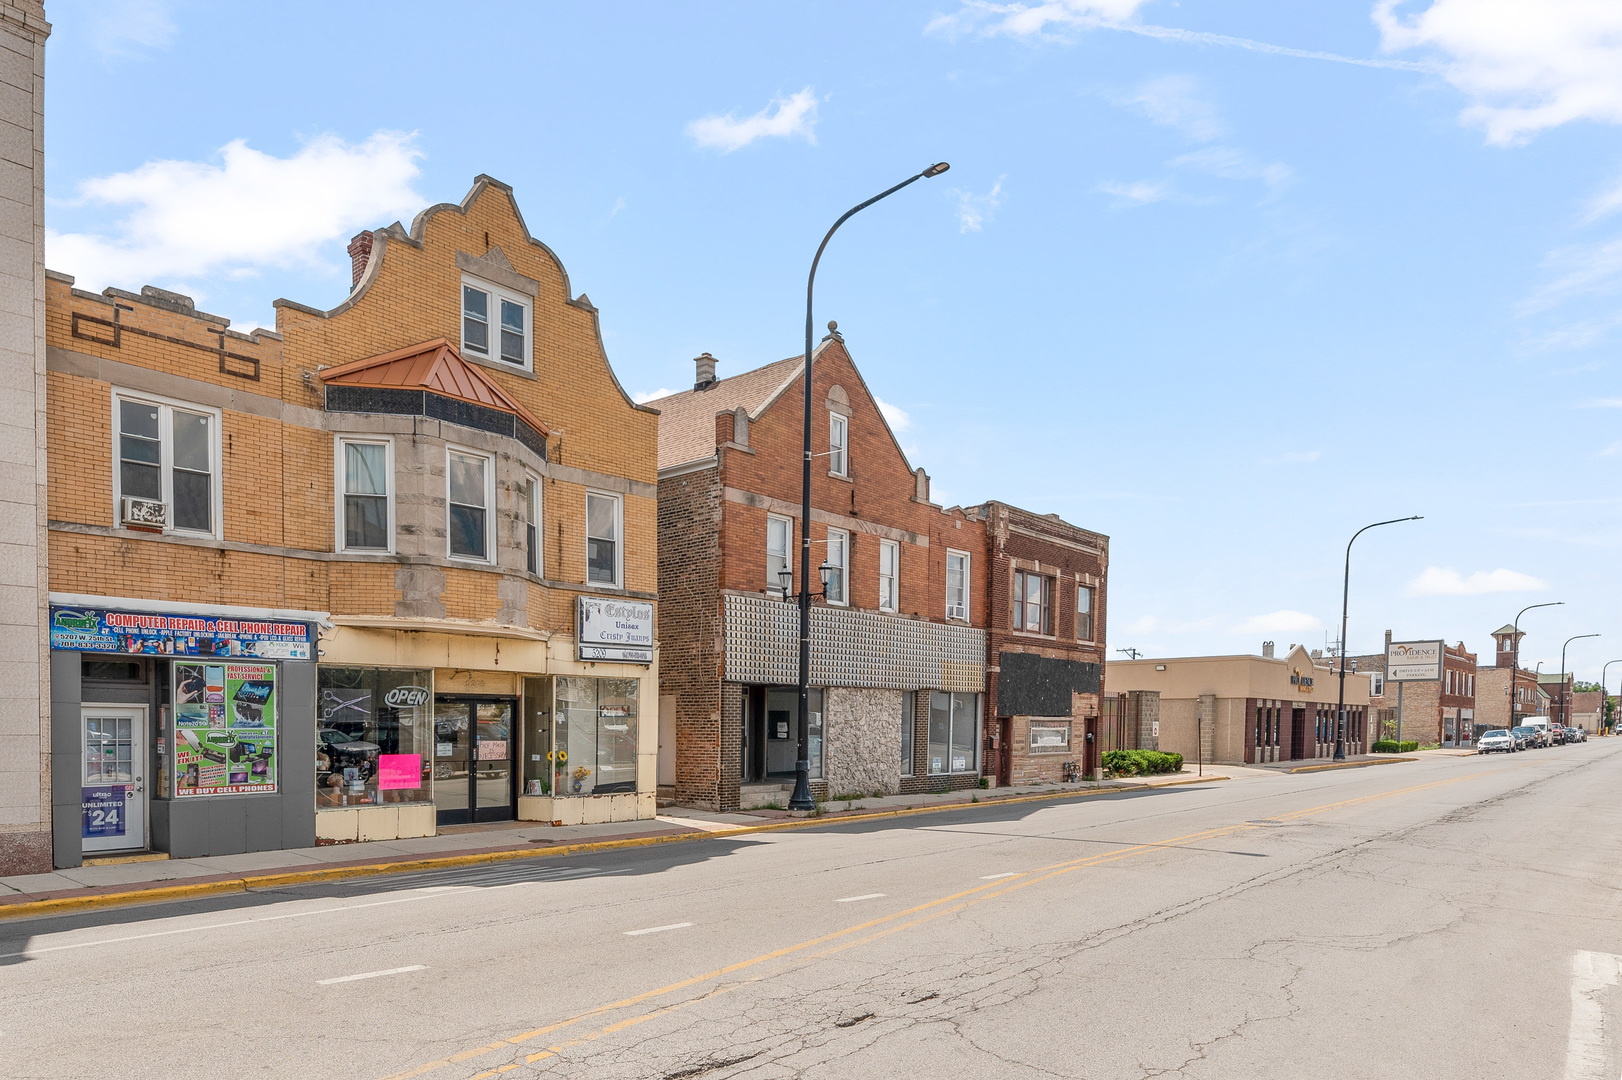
left=448, top=553, right=494, bottom=565
left=827, top=472, right=852, bottom=483
left=458, top=348, right=538, bottom=381
left=1008, top=629, right=1058, bottom=641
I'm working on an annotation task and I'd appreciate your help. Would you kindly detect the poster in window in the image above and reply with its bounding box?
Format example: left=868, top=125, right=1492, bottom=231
left=174, top=661, right=276, bottom=796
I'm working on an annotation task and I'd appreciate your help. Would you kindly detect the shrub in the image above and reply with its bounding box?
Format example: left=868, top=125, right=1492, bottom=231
left=1371, top=740, right=1419, bottom=753
left=1101, top=749, right=1185, bottom=776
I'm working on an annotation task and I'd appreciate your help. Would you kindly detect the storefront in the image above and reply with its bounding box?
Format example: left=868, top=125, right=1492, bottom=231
left=46, top=594, right=320, bottom=866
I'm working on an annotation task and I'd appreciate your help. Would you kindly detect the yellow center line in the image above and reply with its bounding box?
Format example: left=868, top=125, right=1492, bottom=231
left=378, top=771, right=1478, bottom=1080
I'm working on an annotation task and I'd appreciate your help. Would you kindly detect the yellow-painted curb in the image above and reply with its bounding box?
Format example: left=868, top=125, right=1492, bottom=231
left=0, top=774, right=1227, bottom=923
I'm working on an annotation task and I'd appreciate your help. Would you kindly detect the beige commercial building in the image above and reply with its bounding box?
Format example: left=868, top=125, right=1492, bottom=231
left=1107, top=644, right=1374, bottom=766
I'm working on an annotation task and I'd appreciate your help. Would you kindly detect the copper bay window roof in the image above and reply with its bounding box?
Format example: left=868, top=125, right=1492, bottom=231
left=319, top=338, right=550, bottom=456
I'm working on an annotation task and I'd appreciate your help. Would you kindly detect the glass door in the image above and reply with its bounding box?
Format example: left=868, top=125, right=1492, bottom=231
left=434, top=696, right=516, bottom=825
left=82, top=706, right=147, bottom=853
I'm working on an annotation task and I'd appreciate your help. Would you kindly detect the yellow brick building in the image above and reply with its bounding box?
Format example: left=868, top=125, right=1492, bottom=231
left=44, top=177, right=659, bottom=865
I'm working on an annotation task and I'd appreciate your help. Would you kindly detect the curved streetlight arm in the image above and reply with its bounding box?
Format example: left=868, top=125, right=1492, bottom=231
left=1602, top=660, right=1622, bottom=733
left=790, top=164, right=949, bottom=812
left=1333, top=516, right=1422, bottom=760
left=1507, top=601, right=1563, bottom=726
left=1559, top=633, right=1601, bottom=726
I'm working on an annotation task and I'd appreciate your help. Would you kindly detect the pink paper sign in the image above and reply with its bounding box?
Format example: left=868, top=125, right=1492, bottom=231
left=377, top=754, right=421, bottom=790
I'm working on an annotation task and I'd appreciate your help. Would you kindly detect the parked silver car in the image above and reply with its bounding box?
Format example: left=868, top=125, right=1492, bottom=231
left=1476, top=729, right=1516, bottom=754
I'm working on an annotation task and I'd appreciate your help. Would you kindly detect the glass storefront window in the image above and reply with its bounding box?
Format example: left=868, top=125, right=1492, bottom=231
left=764, top=687, right=823, bottom=778
left=316, top=667, right=432, bottom=808
left=928, top=691, right=980, bottom=775
left=523, top=677, right=554, bottom=796
left=555, top=676, right=640, bottom=795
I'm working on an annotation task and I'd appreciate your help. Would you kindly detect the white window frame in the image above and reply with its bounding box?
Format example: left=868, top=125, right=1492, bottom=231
left=334, top=436, right=394, bottom=554
left=524, top=472, right=542, bottom=577
left=460, top=273, right=533, bottom=371
left=825, top=527, right=850, bottom=606
left=586, top=490, right=623, bottom=588
left=767, top=513, right=794, bottom=598
left=446, top=445, right=496, bottom=563
left=111, top=388, right=223, bottom=540
left=878, top=538, right=899, bottom=613
left=945, top=549, right=970, bottom=621
left=1076, top=582, right=1095, bottom=642
left=828, top=412, right=848, bottom=477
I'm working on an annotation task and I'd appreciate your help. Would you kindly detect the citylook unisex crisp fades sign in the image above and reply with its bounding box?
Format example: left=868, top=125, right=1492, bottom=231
left=577, top=596, right=654, bottom=663
left=1387, top=640, right=1445, bottom=682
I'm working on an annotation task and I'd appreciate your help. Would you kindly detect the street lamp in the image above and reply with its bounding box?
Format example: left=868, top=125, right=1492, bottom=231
left=1560, top=634, right=1600, bottom=726
left=1602, top=659, right=1622, bottom=734
left=1507, top=602, right=1562, bottom=726
left=1333, top=516, right=1422, bottom=760
left=789, top=163, right=950, bottom=812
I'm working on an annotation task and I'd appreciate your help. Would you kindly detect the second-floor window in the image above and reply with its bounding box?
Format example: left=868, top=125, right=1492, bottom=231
left=878, top=539, right=899, bottom=612
left=1077, top=583, right=1095, bottom=640
left=1013, top=570, right=1051, bottom=634
left=462, top=277, right=530, bottom=368
left=825, top=528, right=849, bottom=605
left=115, top=393, right=219, bottom=537
left=524, top=475, right=541, bottom=575
left=767, top=514, right=793, bottom=597
left=946, top=549, right=970, bottom=620
left=829, top=413, right=848, bottom=477
left=587, top=492, right=621, bottom=586
left=447, top=448, right=492, bottom=561
left=339, top=438, right=390, bottom=551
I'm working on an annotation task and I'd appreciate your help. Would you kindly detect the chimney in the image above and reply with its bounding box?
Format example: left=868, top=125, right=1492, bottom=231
left=347, top=230, right=374, bottom=289
left=694, top=352, right=717, bottom=390
left=1262, top=641, right=1275, bottom=659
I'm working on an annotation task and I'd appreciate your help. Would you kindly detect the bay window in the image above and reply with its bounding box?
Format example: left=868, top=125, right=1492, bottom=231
left=524, top=474, right=541, bottom=575
left=447, top=448, right=493, bottom=561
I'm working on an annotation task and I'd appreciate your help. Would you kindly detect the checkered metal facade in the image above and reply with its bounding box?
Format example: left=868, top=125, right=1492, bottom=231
left=724, top=593, right=985, bottom=692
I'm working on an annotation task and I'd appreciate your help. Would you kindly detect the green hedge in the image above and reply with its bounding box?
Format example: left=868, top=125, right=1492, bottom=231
left=1102, top=749, right=1184, bottom=776
left=1371, top=740, right=1419, bottom=753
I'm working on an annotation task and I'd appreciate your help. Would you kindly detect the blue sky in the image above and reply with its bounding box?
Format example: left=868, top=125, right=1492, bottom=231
left=43, top=1, right=1622, bottom=681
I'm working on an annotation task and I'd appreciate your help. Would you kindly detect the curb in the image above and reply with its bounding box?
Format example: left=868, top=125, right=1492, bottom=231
left=1287, top=756, right=1415, bottom=774
left=0, top=774, right=1228, bottom=924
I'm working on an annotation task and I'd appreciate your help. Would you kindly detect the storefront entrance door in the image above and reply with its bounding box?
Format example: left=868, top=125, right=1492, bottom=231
left=433, top=696, right=517, bottom=825
left=81, top=705, right=147, bottom=853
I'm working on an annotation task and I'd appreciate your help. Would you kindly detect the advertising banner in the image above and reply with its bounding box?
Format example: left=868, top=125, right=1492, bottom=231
left=1388, top=640, right=1445, bottom=682
left=81, top=785, right=129, bottom=838
left=577, top=596, right=654, bottom=663
left=51, top=606, right=311, bottom=659
left=173, top=661, right=277, bottom=796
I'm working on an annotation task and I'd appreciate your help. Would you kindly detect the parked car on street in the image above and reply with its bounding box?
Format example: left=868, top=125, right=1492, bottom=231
left=1551, top=725, right=1569, bottom=745
left=1525, top=720, right=1553, bottom=747
left=1570, top=726, right=1589, bottom=743
left=1510, top=726, right=1539, bottom=750
left=1477, top=729, right=1516, bottom=754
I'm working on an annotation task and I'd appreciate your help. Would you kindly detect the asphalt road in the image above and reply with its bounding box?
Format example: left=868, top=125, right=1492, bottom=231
left=8, top=741, right=1622, bottom=1080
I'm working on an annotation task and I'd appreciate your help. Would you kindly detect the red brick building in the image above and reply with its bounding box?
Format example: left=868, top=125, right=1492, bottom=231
left=978, top=502, right=1109, bottom=783
left=653, top=330, right=990, bottom=810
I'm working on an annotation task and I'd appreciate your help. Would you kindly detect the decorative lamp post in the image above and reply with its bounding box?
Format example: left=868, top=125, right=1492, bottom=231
left=788, top=163, right=950, bottom=812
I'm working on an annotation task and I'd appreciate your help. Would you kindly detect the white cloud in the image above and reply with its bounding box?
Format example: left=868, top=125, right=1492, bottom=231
left=686, top=88, right=819, bottom=153
left=1597, top=440, right=1622, bottom=457
left=952, top=179, right=1004, bottom=232
left=926, top=0, right=1147, bottom=40
left=1096, top=179, right=1173, bottom=206
left=1237, top=610, right=1323, bottom=634
left=1584, top=174, right=1622, bottom=223
left=875, top=396, right=912, bottom=432
left=47, top=132, right=424, bottom=291
left=1113, top=74, right=1225, bottom=142
left=1374, top=0, right=1622, bottom=145
left=1519, top=235, right=1622, bottom=316
left=90, top=0, right=176, bottom=59
left=1582, top=397, right=1622, bottom=407
left=1172, top=146, right=1293, bottom=188
left=1406, top=566, right=1549, bottom=596
left=633, top=388, right=678, bottom=404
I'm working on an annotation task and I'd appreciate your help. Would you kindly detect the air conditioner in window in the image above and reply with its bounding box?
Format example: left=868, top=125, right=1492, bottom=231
left=121, top=496, right=167, bottom=530
left=947, top=604, right=966, bottom=620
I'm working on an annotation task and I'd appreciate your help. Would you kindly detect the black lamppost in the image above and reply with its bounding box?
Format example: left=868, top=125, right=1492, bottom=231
left=1560, top=634, right=1600, bottom=726
left=1602, top=659, right=1621, bottom=734
left=1507, top=601, right=1562, bottom=726
left=1333, top=516, right=1421, bottom=761
left=788, top=163, right=950, bottom=812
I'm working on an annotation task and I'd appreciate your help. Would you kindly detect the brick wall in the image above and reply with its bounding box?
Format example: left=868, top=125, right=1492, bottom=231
left=657, top=465, right=724, bottom=808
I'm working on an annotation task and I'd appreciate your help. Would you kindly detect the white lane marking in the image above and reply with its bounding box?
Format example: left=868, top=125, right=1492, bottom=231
left=624, top=922, right=693, bottom=936
left=0, top=891, right=442, bottom=961
left=1565, top=950, right=1621, bottom=1079
left=833, top=893, right=887, bottom=903
left=318, top=964, right=427, bottom=985
left=980, top=873, right=1020, bottom=880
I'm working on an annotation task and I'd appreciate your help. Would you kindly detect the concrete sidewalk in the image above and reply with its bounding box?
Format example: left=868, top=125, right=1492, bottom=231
left=0, top=769, right=1225, bottom=918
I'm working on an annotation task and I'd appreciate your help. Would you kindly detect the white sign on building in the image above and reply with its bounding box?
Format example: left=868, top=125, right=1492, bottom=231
left=577, top=596, right=654, bottom=663
left=1387, top=640, right=1444, bottom=682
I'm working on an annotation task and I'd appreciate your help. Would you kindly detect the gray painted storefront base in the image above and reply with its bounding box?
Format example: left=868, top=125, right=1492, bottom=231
left=50, top=651, right=317, bottom=868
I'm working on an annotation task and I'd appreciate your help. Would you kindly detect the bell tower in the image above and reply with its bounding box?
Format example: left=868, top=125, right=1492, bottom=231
left=1492, top=624, right=1523, bottom=670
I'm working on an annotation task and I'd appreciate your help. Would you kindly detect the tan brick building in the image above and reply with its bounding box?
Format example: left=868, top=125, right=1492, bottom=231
left=1353, top=634, right=1478, bottom=747
left=654, top=332, right=989, bottom=811
left=40, top=176, right=659, bottom=868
